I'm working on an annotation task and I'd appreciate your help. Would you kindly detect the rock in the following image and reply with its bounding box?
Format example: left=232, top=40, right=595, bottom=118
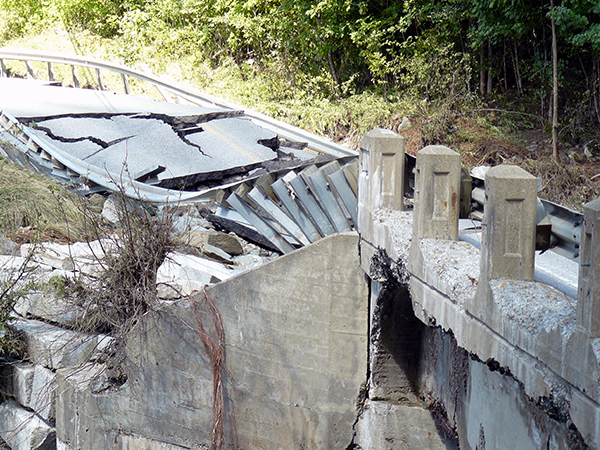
left=101, top=196, right=120, bottom=224
left=200, top=243, right=232, bottom=263
left=20, top=240, right=115, bottom=274
left=87, top=194, right=106, bottom=214
left=0, top=400, right=55, bottom=450
left=14, top=291, right=83, bottom=328
left=185, top=229, right=243, bottom=256
left=566, top=148, right=586, bottom=164
left=396, top=116, right=412, bottom=131
left=0, top=255, right=30, bottom=277
left=156, top=252, right=233, bottom=298
left=584, top=139, right=600, bottom=162
left=156, top=284, right=182, bottom=300
left=13, top=363, right=57, bottom=421
left=0, top=233, right=19, bottom=256
left=232, top=254, right=271, bottom=270
left=9, top=319, right=113, bottom=370
left=171, top=216, right=213, bottom=235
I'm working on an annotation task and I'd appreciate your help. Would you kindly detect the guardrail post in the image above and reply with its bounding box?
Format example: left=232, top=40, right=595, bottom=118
left=468, top=165, right=537, bottom=320
left=47, top=62, right=54, bottom=82
left=25, top=61, right=34, bottom=79
left=412, top=145, right=461, bottom=241
left=71, top=65, right=80, bottom=88
left=578, top=198, right=600, bottom=338
left=122, top=73, right=131, bottom=94
left=96, top=69, right=105, bottom=90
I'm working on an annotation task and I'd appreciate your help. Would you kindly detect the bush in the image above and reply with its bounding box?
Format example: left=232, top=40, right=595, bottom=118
left=56, top=0, right=124, bottom=37
left=66, top=193, right=174, bottom=335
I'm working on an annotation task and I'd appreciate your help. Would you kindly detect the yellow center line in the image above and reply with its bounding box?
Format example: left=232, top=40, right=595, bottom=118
left=202, top=122, right=261, bottom=163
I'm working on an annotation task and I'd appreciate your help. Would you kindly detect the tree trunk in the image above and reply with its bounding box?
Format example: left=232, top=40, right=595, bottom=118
left=487, top=41, right=493, bottom=95
left=594, top=59, right=600, bottom=124
left=480, top=47, right=486, bottom=96
left=503, top=39, right=508, bottom=92
left=512, top=40, right=522, bottom=94
left=551, top=0, right=559, bottom=161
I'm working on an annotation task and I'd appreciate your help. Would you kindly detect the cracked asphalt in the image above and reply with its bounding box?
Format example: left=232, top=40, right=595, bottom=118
left=0, top=78, right=316, bottom=188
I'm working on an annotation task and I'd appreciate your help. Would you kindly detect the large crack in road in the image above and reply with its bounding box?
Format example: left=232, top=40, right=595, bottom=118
left=19, top=111, right=323, bottom=191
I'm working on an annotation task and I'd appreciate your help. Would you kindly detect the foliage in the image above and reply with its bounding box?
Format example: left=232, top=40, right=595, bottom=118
left=0, top=248, right=38, bottom=357
left=3, top=0, right=600, bottom=116
left=0, top=0, right=48, bottom=40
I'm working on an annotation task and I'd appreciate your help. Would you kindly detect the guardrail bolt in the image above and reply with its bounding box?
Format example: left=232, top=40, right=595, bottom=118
left=413, top=145, right=461, bottom=241
left=578, top=198, right=600, bottom=338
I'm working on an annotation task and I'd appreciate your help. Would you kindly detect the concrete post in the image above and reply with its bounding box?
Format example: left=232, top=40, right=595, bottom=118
left=469, top=165, right=537, bottom=320
left=578, top=198, right=600, bottom=338
left=412, top=145, right=461, bottom=241
left=480, top=165, right=537, bottom=281
left=359, top=129, right=405, bottom=212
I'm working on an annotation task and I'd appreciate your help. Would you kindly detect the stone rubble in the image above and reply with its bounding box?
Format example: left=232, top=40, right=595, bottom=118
left=0, top=205, right=279, bottom=450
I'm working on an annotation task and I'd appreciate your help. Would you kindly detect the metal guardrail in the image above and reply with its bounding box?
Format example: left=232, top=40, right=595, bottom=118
left=402, top=153, right=582, bottom=261
left=0, top=49, right=356, bottom=158
left=470, top=170, right=582, bottom=261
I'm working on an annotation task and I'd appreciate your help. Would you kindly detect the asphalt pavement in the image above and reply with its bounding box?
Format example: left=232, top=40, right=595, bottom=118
left=0, top=78, right=313, bottom=183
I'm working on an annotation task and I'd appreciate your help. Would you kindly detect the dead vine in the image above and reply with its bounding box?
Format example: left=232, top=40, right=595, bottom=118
left=191, top=285, right=237, bottom=450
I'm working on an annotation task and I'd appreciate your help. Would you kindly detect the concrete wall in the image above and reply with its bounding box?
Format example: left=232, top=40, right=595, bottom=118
left=56, top=232, right=368, bottom=449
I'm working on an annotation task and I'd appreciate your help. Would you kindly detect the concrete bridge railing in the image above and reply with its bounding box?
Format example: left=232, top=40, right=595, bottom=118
left=358, top=128, right=600, bottom=448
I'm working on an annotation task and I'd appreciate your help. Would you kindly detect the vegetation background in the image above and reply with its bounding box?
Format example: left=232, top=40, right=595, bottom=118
left=1, top=0, right=600, bottom=209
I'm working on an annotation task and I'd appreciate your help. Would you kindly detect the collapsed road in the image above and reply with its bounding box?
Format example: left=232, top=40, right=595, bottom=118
left=0, top=77, right=333, bottom=191
left=0, top=56, right=359, bottom=254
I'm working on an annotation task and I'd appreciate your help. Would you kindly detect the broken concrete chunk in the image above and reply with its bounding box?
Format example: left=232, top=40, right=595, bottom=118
left=0, top=400, right=56, bottom=450
left=13, top=291, right=83, bottom=328
left=156, top=252, right=233, bottom=298
left=9, top=319, right=112, bottom=370
left=185, top=229, right=243, bottom=255
left=13, top=363, right=57, bottom=421
left=354, top=400, right=454, bottom=450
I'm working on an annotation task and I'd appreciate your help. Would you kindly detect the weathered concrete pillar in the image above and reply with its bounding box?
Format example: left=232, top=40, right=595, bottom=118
left=357, top=128, right=405, bottom=270
left=468, top=165, right=537, bottom=320
left=412, top=145, right=461, bottom=241
left=359, top=128, right=405, bottom=212
left=578, top=198, right=600, bottom=338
